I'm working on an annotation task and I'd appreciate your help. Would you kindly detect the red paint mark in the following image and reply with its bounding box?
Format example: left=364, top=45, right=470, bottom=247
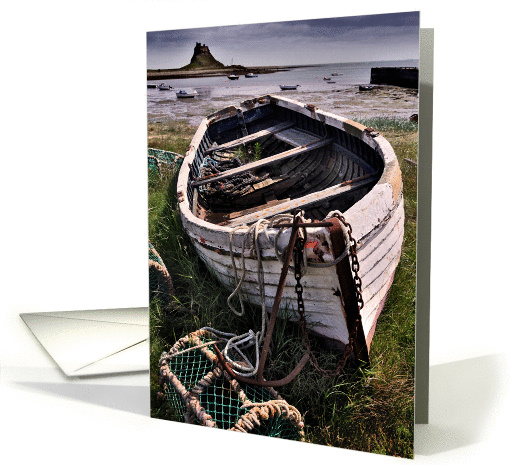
left=200, top=237, right=206, bottom=244
left=305, top=240, right=319, bottom=249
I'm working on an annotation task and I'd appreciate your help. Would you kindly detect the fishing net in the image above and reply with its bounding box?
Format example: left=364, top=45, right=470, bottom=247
left=148, top=148, right=183, bottom=178
left=149, top=241, right=174, bottom=308
left=159, top=329, right=305, bottom=440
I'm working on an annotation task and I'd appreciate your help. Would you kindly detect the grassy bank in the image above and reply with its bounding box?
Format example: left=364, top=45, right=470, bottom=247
left=148, top=117, right=418, bottom=458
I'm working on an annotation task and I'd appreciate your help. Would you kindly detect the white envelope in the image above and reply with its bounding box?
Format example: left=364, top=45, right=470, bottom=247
left=20, top=308, right=149, bottom=377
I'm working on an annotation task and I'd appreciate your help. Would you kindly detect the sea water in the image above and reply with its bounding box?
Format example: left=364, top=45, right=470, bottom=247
left=147, top=59, right=419, bottom=124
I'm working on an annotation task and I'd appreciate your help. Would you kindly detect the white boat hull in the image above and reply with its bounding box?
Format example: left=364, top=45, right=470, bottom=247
left=177, top=95, right=404, bottom=349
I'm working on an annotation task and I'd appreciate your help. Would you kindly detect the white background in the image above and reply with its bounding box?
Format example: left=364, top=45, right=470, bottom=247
left=1, top=1, right=509, bottom=463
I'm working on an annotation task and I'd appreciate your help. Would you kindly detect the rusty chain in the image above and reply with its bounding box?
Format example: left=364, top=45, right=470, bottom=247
left=294, top=211, right=364, bottom=377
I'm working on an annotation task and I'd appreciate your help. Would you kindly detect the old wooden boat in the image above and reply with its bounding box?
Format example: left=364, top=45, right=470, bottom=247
left=176, top=95, right=404, bottom=350
left=279, top=85, right=300, bottom=90
left=176, top=90, right=196, bottom=99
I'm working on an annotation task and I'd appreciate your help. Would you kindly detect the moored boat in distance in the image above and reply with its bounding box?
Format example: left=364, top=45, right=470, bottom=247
left=359, top=85, right=375, bottom=91
left=279, top=85, right=300, bottom=90
left=176, top=94, right=404, bottom=351
left=228, top=74, right=240, bottom=80
left=147, top=84, right=157, bottom=88
left=176, top=90, right=196, bottom=99
left=323, top=76, right=331, bottom=80
left=245, top=73, right=258, bottom=78
left=158, top=83, right=172, bottom=90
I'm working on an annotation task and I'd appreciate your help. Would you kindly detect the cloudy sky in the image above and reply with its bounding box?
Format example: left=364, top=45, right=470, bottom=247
left=147, top=11, right=419, bottom=69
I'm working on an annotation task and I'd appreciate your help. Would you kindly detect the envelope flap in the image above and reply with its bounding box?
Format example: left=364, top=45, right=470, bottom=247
left=21, top=313, right=148, bottom=376
left=32, top=308, right=148, bottom=326
left=73, top=340, right=149, bottom=376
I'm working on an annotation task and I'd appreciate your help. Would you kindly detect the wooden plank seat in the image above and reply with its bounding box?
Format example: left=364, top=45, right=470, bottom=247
left=233, top=172, right=306, bottom=207
left=226, top=173, right=379, bottom=227
left=273, top=127, right=321, bottom=147
left=204, top=121, right=294, bottom=154
left=191, top=137, right=335, bottom=188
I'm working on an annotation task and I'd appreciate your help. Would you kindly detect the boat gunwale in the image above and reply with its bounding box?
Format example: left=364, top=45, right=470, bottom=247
left=177, top=94, right=402, bottom=248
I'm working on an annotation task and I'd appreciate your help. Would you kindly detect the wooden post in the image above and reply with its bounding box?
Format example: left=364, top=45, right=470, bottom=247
left=328, top=217, right=369, bottom=364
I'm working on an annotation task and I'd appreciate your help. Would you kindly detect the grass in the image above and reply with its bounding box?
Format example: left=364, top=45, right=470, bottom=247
left=148, top=118, right=418, bottom=458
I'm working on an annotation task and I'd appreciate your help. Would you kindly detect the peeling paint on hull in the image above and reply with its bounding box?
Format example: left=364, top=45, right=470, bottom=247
left=177, top=94, right=404, bottom=347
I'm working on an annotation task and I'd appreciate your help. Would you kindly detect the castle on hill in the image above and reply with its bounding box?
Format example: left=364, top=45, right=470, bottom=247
left=181, top=42, right=225, bottom=70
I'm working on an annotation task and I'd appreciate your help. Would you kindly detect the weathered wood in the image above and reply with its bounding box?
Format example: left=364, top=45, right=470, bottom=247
left=192, top=137, right=334, bottom=188
left=227, top=173, right=378, bottom=226
left=233, top=174, right=304, bottom=207
left=329, top=217, right=369, bottom=364
left=176, top=94, right=405, bottom=347
left=192, top=200, right=404, bottom=344
left=204, top=121, right=294, bottom=154
left=219, top=198, right=291, bottom=223
left=273, top=127, right=320, bottom=147
left=191, top=188, right=199, bottom=216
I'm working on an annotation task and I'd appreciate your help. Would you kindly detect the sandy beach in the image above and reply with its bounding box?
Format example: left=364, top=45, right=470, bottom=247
left=147, top=84, right=418, bottom=127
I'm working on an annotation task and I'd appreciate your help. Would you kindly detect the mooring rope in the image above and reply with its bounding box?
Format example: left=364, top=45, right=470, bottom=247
left=219, top=210, right=351, bottom=377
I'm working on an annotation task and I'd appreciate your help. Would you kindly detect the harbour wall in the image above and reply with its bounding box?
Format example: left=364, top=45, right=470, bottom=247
left=370, top=67, right=419, bottom=89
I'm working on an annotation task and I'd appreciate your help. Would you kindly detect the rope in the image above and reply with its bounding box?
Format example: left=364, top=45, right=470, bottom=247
left=159, top=329, right=304, bottom=439
left=217, top=210, right=350, bottom=377
left=163, top=340, right=219, bottom=359
left=231, top=399, right=304, bottom=433
left=224, top=217, right=285, bottom=377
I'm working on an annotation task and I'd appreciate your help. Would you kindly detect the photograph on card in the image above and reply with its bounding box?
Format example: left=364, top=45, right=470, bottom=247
left=147, top=11, right=419, bottom=458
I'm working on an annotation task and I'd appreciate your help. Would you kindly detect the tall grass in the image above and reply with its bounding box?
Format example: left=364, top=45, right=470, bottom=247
left=149, top=118, right=418, bottom=458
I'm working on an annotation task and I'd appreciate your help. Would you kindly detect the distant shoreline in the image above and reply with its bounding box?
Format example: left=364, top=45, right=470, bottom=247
left=147, top=65, right=313, bottom=81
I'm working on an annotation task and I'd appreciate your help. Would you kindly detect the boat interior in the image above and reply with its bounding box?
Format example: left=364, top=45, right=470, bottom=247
left=187, top=101, right=384, bottom=226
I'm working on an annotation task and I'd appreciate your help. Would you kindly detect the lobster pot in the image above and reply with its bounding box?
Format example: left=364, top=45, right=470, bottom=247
left=149, top=241, right=175, bottom=307
left=159, top=330, right=304, bottom=440
left=148, top=148, right=183, bottom=178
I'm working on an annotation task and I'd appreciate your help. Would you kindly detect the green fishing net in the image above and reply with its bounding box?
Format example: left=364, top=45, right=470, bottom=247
left=148, top=148, right=183, bottom=177
left=159, top=330, right=304, bottom=440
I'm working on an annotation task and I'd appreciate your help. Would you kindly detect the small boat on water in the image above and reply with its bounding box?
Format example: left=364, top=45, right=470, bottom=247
left=228, top=74, right=240, bottom=80
left=331, top=73, right=339, bottom=76
left=279, top=85, right=300, bottom=90
left=359, top=85, right=375, bottom=91
left=326, top=81, right=336, bottom=84
left=176, top=90, right=196, bottom=99
left=245, top=73, right=258, bottom=78
left=158, top=83, right=172, bottom=90
left=177, top=94, right=404, bottom=351
left=147, top=84, right=157, bottom=89
left=323, top=76, right=331, bottom=81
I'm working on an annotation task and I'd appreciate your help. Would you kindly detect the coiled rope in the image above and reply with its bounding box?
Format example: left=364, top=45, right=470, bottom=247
left=211, top=210, right=352, bottom=377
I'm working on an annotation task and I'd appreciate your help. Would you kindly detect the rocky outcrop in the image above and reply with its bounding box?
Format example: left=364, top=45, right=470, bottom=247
left=181, top=42, right=225, bottom=70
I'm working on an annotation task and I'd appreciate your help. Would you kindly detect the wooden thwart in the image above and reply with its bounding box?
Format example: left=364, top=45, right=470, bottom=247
left=218, top=198, right=291, bottom=224
left=204, top=121, right=294, bottom=155
left=274, top=127, right=321, bottom=147
left=226, top=172, right=378, bottom=226
left=192, top=137, right=335, bottom=188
